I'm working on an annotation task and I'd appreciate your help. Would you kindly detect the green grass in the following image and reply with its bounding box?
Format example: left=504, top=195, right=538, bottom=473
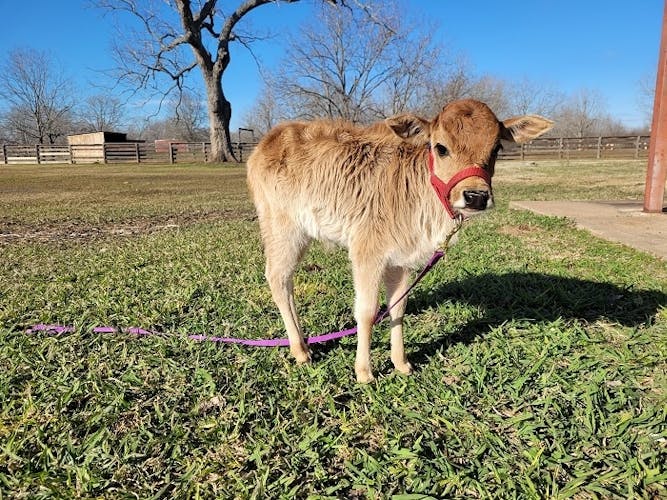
left=1, top=160, right=665, bottom=498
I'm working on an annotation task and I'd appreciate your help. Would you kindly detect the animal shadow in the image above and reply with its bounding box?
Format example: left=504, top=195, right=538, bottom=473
left=407, top=271, right=667, bottom=363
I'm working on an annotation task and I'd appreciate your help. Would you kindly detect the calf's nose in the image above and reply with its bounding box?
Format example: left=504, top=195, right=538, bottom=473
left=463, top=190, right=490, bottom=210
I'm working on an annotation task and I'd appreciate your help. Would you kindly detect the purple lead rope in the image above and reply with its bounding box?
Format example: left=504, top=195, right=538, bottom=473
left=26, top=250, right=445, bottom=347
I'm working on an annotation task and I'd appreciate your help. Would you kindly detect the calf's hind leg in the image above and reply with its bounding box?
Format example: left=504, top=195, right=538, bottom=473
left=262, top=218, right=312, bottom=364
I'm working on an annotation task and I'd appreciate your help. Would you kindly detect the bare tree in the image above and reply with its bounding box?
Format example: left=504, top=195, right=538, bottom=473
left=375, top=16, right=441, bottom=117
left=466, top=76, right=511, bottom=118
left=638, top=72, right=656, bottom=127
left=126, top=91, right=208, bottom=141
left=241, top=84, right=283, bottom=136
left=79, top=94, right=126, bottom=132
left=421, top=61, right=512, bottom=118
left=594, top=114, right=632, bottom=136
left=552, top=88, right=607, bottom=137
left=95, top=0, right=347, bottom=162
left=0, top=48, right=76, bottom=144
left=507, top=77, right=565, bottom=117
left=169, top=90, right=209, bottom=141
left=271, top=2, right=438, bottom=123
left=125, top=116, right=166, bottom=142
left=420, top=60, right=475, bottom=116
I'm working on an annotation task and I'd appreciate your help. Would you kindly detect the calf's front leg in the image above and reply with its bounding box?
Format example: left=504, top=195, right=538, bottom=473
left=351, top=255, right=383, bottom=383
left=384, top=266, right=413, bottom=375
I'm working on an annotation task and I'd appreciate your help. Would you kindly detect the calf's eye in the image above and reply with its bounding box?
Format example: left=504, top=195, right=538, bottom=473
left=435, top=143, right=449, bottom=157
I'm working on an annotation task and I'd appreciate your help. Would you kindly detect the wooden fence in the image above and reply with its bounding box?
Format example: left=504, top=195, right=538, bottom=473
left=0, top=135, right=650, bottom=165
left=499, top=135, right=650, bottom=161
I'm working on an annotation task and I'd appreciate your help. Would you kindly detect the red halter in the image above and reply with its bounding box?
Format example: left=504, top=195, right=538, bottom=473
left=428, top=147, right=492, bottom=219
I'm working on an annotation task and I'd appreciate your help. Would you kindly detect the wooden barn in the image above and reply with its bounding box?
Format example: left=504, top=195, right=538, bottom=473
left=67, top=131, right=140, bottom=164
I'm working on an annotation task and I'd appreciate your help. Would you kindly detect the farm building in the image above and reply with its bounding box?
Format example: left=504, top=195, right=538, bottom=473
left=67, top=131, right=142, bottom=163
left=68, top=131, right=129, bottom=145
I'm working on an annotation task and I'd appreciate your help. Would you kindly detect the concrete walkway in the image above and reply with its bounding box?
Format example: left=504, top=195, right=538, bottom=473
left=509, top=200, right=667, bottom=260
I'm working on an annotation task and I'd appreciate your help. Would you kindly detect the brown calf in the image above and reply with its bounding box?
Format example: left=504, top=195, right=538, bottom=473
left=247, top=99, right=553, bottom=382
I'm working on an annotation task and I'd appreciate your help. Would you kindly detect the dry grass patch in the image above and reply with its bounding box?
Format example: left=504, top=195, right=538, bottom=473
left=495, top=159, right=647, bottom=201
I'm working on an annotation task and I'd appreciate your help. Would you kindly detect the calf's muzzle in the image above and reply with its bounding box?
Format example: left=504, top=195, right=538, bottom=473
left=463, top=189, right=490, bottom=210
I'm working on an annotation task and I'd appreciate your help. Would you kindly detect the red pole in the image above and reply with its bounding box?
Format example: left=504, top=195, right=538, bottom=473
left=644, top=1, right=667, bottom=213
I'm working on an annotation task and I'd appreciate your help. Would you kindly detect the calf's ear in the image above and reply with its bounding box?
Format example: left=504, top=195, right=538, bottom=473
left=500, top=115, right=554, bottom=143
left=385, top=114, right=431, bottom=144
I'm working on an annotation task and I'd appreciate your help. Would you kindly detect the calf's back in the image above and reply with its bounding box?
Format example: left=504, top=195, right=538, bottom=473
left=246, top=119, right=446, bottom=262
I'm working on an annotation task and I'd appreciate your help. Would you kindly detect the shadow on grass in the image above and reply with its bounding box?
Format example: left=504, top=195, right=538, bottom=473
left=297, top=271, right=666, bottom=370
left=406, top=271, right=666, bottom=363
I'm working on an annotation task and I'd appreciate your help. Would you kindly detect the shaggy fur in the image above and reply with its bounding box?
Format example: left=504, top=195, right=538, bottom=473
left=247, top=99, right=553, bottom=382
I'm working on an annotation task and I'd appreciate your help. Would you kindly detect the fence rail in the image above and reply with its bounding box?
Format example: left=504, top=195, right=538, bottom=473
left=0, top=135, right=650, bottom=165
left=499, top=135, right=650, bottom=160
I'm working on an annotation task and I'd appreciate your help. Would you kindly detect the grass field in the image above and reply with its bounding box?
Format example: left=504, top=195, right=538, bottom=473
left=1, top=159, right=666, bottom=498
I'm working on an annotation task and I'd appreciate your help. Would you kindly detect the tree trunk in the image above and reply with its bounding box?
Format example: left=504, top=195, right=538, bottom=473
left=204, top=74, right=237, bottom=163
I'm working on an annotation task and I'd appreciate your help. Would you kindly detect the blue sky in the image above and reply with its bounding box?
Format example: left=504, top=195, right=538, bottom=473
left=0, top=0, right=663, bottom=130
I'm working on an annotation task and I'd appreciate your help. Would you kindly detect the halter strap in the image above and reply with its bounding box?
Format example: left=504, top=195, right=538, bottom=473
left=427, top=148, right=492, bottom=219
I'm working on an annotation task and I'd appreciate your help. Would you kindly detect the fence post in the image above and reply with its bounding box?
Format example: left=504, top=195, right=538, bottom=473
left=558, top=138, right=563, bottom=159
left=169, top=143, right=175, bottom=164
left=35, top=144, right=40, bottom=164
left=520, top=143, right=525, bottom=160
left=2, top=144, right=6, bottom=164
left=634, top=135, right=641, bottom=159
left=102, top=144, right=108, bottom=164
left=237, top=128, right=241, bottom=163
left=596, top=137, right=602, bottom=159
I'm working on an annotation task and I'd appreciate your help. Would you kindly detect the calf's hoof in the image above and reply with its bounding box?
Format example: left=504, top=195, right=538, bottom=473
left=355, top=367, right=376, bottom=384
left=394, top=361, right=413, bottom=376
left=292, top=347, right=312, bottom=365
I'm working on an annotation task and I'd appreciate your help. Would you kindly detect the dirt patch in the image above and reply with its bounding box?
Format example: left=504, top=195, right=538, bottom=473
left=0, top=209, right=256, bottom=244
left=498, top=224, right=536, bottom=237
